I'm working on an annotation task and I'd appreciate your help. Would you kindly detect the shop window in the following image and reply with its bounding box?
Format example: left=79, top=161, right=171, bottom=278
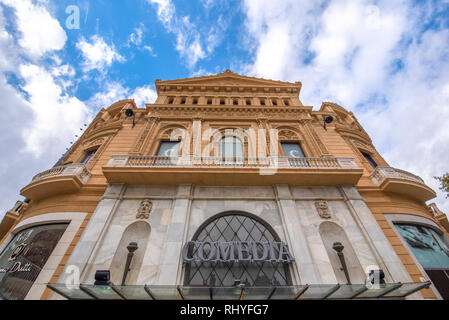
left=220, top=136, right=243, bottom=158
left=0, top=223, right=68, bottom=300
left=183, top=213, right=291, bottom=287
left=281, top=143, right=305, bottom=158
left=394, top=223, right=449, bottom=299
left=81, top=148, right=98, bottom=164
left=157, top=141, right=181, bottom=157
left=361, top=151, right=377, bottom=168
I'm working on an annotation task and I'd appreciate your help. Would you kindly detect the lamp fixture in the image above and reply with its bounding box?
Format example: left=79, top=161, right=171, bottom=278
left=332, top=241, right=351, bottom=284
left=323, top=115, right=334, bottom=131
left=125, top=108, right=136, bottom=128
left=94, top=270, right=111, bottom=286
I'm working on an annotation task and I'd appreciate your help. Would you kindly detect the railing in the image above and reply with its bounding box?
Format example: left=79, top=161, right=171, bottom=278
left=370, top=166, right=425, bottom=186
left=31, top=163, right=91, bottom=184
left=107, top=155, right=359, bottom=170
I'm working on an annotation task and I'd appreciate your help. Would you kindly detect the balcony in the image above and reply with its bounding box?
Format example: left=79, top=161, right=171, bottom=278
left=21, top=163, right=91, bottom=201
left=370, top=166, right=436, bottom=202
left=102, top=155, right=363, bottom=186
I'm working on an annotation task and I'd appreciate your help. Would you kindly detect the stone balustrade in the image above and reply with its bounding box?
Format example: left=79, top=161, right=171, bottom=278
left=107, top=155, right=359, bottom=170
left=31, top=163, right=91, bottom=184
left=370, top=166, right=425, bottom=186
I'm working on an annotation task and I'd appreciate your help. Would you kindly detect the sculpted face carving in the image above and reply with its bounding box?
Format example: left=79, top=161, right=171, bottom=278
left=136, top=199, right=152, bottom=219
left=315, top=200, right=331, bottom=219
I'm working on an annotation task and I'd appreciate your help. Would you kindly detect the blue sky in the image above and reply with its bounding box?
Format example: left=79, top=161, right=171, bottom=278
left=0, top=0, right=449, bottom=220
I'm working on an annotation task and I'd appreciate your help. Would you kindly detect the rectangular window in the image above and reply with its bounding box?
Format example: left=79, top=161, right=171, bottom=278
left=260, top=99, right=265, bottom=106
left=361, top=151, right=377, bottom=168
left=157, top=141, right=181, bottom=157
left=81, top=149, right=97, bottom=164
left=272, top=99, right=278, bottom=106
left=207, top=98, right=212, bottom=105
left=281, top=143, right=305, bottom=158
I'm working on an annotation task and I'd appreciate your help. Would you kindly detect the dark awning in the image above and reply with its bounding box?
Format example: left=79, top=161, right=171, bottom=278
left=46, top=282, right=431, bottom=300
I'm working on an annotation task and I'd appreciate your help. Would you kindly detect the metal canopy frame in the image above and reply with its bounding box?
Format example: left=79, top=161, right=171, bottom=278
left=46, top=282, right=431, bottom=300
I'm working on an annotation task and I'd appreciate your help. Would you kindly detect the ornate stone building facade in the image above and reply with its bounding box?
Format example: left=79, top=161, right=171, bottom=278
left=0, top=70, right=448, bottom=300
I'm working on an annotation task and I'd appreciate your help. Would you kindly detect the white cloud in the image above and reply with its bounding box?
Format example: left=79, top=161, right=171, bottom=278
left=88, top=81, right=157, bottom=109
left=76, top=35, right=125, bottom=72
left=128, top=24, right=145, bottom=46
left=241, top=0, right=449, bottom=213
left=143, top=45, right=157, bottom=57
left=0, top=0, right=67, bottom=58
left=20, top=64, right=91, bottom=157
left=147, top=0, right=225, bottom=68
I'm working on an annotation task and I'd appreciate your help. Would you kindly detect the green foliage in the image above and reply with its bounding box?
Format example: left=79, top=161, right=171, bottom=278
left=434, top=173, right=449, bottom=198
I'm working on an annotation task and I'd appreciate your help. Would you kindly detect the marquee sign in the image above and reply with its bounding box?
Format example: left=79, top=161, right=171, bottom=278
left=182, top=241, right=295, bottom=263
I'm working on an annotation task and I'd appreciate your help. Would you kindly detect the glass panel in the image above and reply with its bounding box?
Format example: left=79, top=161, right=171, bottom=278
left=80, top=284, right=123, bottom=300
left=326, top=284, right=367, bottom=299
left=281, top=143, right=305, bottom=158
left=47, top=284, right=95, bottom=300
left=211, top=287, right=242, bottom=300
left=157, top=141, right=180, bottom=157
left=146, top=285, right=181, bottom=300
left=179, top=286, right=211, bottom=300
left=361, top=152, right=377, bottom=168
left=220, top=137, right=243, bottom=158
left=356, top=283, right=402, bottom=298
left=298, top=284, right=339, bottom=300
left=0, top=224, right=68, bottom=300
left=395, top=224, right=449, bottom=269
left=269, top=285, right=307, bottom=300
left=382, top=282, right=429, bottom=298
left=112, top=285, right=153, bottom=300
left=184, top=214, right=290, bottom=287
left=82, top=149, right=97, bottom=164
left=242, top=287, right=274, bottom=300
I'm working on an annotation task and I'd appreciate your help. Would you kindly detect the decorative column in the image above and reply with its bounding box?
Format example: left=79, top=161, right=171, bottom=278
left=157, top=184, right=193, bottom=285
left=192, top=118, right=202, bottom=163
left=274, top=184, right=321, bottom=284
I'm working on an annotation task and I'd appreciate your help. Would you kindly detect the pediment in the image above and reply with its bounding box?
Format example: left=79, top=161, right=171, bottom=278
left=157, top=70, right=299, bottom=88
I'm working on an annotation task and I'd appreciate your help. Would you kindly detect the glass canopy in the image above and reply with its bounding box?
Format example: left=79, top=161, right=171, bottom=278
left=46, top=282, right=431, bottom=300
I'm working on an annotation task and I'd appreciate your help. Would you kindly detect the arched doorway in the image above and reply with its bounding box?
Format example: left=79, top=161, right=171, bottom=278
left=183, top=212, right=292, bottom=287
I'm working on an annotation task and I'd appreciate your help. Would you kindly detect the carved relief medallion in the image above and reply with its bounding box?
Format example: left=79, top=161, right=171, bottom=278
left=315, top=200, right=331, bottom=219
left=136, top=199, right=152, bottom=219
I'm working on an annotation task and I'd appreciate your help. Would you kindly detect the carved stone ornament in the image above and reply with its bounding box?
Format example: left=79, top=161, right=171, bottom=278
left=315, top=200, right=331, bottom=219
left=136, top=199, right=152, bottom=219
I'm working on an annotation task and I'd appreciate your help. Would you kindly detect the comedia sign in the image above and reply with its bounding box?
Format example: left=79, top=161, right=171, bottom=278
left=182, top=241, right=295, bottom=263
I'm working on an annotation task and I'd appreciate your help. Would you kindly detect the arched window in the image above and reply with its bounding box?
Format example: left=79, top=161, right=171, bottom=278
left=220, top=136, right=243, bottom=158
left=183, top=212, right=292, bottom=287
left=0, top=223, right=68, bottom=300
